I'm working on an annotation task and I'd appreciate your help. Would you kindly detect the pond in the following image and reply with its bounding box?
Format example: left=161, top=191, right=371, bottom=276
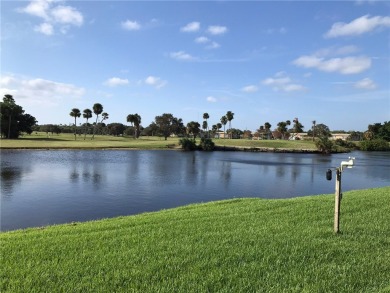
left=1, top=150, right=389, bottom=231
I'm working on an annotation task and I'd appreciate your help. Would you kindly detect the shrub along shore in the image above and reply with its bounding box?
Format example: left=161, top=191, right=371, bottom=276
left=1, top=187, right=389, bottom=292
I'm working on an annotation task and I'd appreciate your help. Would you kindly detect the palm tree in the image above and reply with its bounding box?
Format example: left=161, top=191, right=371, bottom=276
left=3, top=95, right=16, bottom=139
left=226, top=111, right=234, bottom=138
left=264, top=122, right=272, bottom=139
left=83, top=109, right=92, bottom=140
left=211, top=124, right=217, bottom=138
left=220, top=116, right=228, bottom=139
left=203, top=113, right=209, bottom=137
left=69, top=108, right=81, bottom=140
left=217, top=123, right=222, bottom=139
left=202, top=121, right=208, bottom=137
left=91, top=103, right=103, bottom=139
left=127, top=114, right=141, bottom=138
left=312, top=120, right=316, bottom=141
left=101, top=112, right=109, bottom=123
left=133, top=113, right=141, bottom=138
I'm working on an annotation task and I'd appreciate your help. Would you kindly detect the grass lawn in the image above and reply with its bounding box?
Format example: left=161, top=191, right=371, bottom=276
left=0, top=132, right=180, bottom=149
left=0, top=132, right=317, bottom=150
left=1, top=187, right=389, bottom=292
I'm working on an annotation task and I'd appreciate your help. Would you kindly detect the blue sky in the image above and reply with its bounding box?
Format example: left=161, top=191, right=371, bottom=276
left=1, top=0, right=389, bottom=132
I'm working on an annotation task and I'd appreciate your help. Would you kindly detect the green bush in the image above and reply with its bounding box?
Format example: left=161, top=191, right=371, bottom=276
left=315, top=137, right=333, bottom=154
left=179, top=138, right=197, bottom=151
left=199, top=138, right=215, bottom=151
left=334, top=139, right=357, bottom=150
left=359, top=139, right=390, bottom=151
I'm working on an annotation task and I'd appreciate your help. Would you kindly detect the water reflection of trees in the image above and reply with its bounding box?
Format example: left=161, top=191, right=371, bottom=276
left=69, top=165, right=103, bottom=186
left=1, top=168, right=23, bottom=194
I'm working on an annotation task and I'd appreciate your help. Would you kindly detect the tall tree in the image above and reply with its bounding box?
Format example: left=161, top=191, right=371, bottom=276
left=264, top=122, right=272, bottom=139
left=127, top=113, right=141, bottom=138
left=220, top=116, right=228, bottom=139
left=226, top=111, right=234, bottom=138
left=202, top=121, right=208, bottom=136
left=155, top=113, right=185, bottom=140
left=312, top=120, right=316, bottom=141
left=69, top=108, right=81, bottom=140
left=186, top=121, right=201, bottom=139
left=203, top=113, right=210, bottom=137
left=83, top=109, right=92, bottom=140
left=211, top=124, right=217, bottom=138
left=2, top=95, right=16, bottom=139
left=277, top=121, right=289, bottom=140
left=101, top=112, right=109, bottom=123
left=290, top=118, right=304, bottom=139
left=217, top=123, right=222, bottom=139
left=91, top=103, right=103, bottom=139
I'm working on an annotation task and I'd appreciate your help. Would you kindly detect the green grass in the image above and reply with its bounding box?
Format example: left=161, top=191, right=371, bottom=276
left=0, top=132, right=317, bottom=150
left=1, top=187, right=389, bottom=292
left=0, top=132, right=180, bottom=149
left=214, top=138, right=317, bottom=150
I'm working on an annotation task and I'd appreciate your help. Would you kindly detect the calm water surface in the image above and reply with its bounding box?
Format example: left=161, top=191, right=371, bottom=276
left=1, top=150, right=389, bottom=231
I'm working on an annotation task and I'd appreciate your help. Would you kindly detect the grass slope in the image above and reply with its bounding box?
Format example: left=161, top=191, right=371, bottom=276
left=0, top=132, right=316, bottom=150
left=1, top=187, right=390, bottom=292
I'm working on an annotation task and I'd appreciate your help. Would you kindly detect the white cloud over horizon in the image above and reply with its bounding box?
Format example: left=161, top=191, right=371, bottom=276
left=207, top=25, right=228, bottom=35
left=121, top=20, right=141, bottom=31
left=0, top=74, right=85, bottom=104
left=206, top=96, right=217, bottom=103
left=325, top=14, right=390, bottom=38
left=354, top=77, right=377, bottom=89
left=144, top=76, right=167, bottom=89
left=181, top=21, right=200, bottom=32
left=170, top=51, right=196, bottom=61
left=293, top=55, right=371, bottom=74
left=262, top=72, right=306, bottom=92
left=104, top=77, right=129, bottom=87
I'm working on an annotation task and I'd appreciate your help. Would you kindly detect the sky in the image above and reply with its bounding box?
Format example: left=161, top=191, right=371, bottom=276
left=1, top=0, right=390, bottom=132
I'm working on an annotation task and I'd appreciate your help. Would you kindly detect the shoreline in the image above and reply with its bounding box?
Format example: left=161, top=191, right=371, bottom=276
left=1, top=145, right=341, bottom=153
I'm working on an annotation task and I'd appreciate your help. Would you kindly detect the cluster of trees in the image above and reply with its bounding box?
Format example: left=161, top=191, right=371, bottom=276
left=0, top=95, right=37, bottom=139
left=69, top=104, right=108, bottom=140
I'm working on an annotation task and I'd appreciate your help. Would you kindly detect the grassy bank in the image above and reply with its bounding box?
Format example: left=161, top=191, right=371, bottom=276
left=0, top=132, right=317, bottom=150
left=1, top=187, right=389, bottom=292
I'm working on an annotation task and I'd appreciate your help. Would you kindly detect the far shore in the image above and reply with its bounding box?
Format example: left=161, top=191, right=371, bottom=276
left=0, top=132, right=348, bottom=153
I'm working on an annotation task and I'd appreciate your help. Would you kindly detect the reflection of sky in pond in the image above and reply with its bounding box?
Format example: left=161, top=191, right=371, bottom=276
left=1, top=150, right=389, bottom=231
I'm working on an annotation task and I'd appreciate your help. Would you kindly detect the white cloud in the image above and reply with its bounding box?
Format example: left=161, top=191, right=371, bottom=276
left=144, top=76, right=167, bottom=89
left=262, top=72, right=306, bottom=92
left=170, top=51, right=196, bottom=61
left=293, top=55, right=371, bottom=74
left=241, top=85, right=258, bottom=93
left=104, top=77, right=129, bottom=87
left=354, top=78, right=377, bottom=89
left=206, top=96, right=217, bottom=103
left=315, top=45, right=359, bottom=57
left=0, top=75, right=85, bottom=102
left=121, top=20, right=141, bottom=31
left=207, top=25, right=228, bottom=35
left=195, top=36, right=209, bottom=43
left=50, top=5, right=83, bottom=26
left=19, top=0, right=84, bottom=35
left=181, top=21, right=200, bottom=32
left=34, top=22, right=53, bottom=35
left=325, top=15, right=390, bottom=38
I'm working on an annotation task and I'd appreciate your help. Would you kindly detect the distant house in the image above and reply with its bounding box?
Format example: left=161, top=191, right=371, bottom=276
left=330, top=133, right=350, bottom=141
left=290, top=133, right=308, bottom=140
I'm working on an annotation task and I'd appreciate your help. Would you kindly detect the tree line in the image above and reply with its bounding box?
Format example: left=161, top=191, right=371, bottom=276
left=1, top=95, right=389, bottom=151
